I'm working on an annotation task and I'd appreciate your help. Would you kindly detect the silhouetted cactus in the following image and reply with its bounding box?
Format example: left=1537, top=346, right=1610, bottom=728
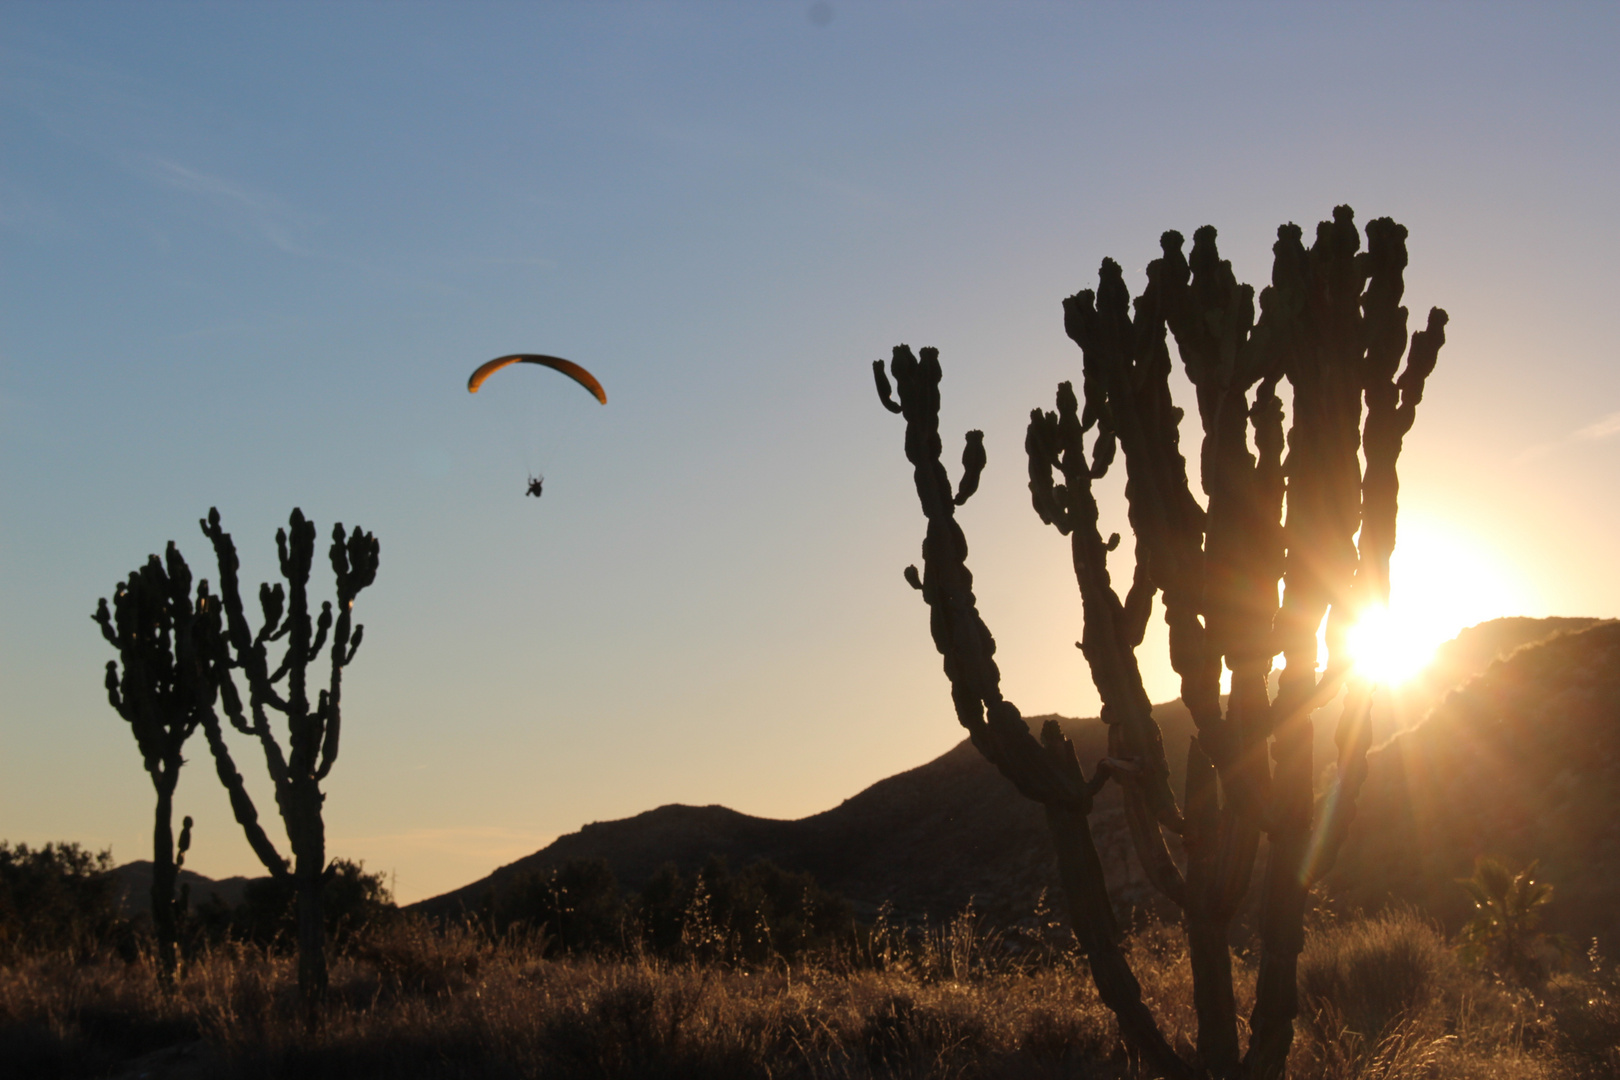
left=94, top=546, right=214, bottom=984
left=195, top=506, right=379, bottom=1010
left=877, top=206, right=1444, bottom=1079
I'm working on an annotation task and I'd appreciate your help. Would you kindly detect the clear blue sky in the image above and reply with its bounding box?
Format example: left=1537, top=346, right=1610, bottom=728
left=4, top=3, right=1617, bottom=902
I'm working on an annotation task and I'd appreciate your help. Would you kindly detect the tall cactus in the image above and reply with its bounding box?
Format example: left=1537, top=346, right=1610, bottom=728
left=877, top=206, right=1444, bottom=1079
left=93, top=545, right=213, bottom=985
left=195, top=506, right=379, bottom=1010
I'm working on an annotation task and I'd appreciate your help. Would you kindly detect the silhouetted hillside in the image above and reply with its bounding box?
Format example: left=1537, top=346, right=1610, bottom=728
left=1331, top=619, right=1620, bottom=953
left=415, top=617, right=1601, bottom=926
left=104, top=862, right=255, bottom=915
left=414, top=706, right=1192, bottom=925
left=1374, top=616, right=1607, bottom=739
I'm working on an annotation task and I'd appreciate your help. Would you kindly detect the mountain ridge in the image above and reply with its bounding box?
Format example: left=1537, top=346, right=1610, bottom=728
left=409, top=616, right=1610, bottom=925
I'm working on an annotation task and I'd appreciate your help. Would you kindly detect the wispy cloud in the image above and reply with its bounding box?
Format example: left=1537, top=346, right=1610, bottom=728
left=138, top=157, right=471, bottom=299
left=1574, top=410, right=1620, bottom=442
left=1516, top=406, right=1620, bottom=463
left=142, top=156, right=310, bottom=255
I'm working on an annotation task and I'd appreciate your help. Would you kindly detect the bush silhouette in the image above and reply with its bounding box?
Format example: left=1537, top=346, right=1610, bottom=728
left=0, top=842, right=121, bottom=961
left=212, top=858, right=395, bottom=948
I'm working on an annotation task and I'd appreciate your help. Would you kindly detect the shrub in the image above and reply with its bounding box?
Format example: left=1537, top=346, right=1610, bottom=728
left=1299, top=907, right=1449, bottom=1044
left=631, top=857, right=853, bottom=965
left=495, top=858, right=624, bottom=955
left=0, top=842, right=122, bottom=961
left=205, top=859, right=395, bottom=949
left=1457, top=856, right=1572, bottom=985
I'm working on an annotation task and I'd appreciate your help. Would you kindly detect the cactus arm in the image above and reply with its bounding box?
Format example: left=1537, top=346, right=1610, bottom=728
left=1062, top=283, right=1198, bottom=831
left=307, top=603, right=332, bottom=665
left=872, top=359, right=903, bottom=413
left=200, top=509, right=258, bottom=657
left=1031, top=375, right=1182, bottom=833
left=197, top=705, right=288, bottom=878
left=251, top=699, right=294, bottom=789
left=102, top=661, right=123, bottom=713
left=92, top=598, right=118, bottom=645
left=315, top=690, right=339, bottom=781
left=315, top=523, right=378, bottom=783
left=952, top=430, right=986, bottom=505
left=1121, top=779, right=1188, bottom=907
left=267, top=652, right=294, bottom=686
left=879, top=344, right=1193, bottom=1079
left=214, top=666, right=257, bottom=737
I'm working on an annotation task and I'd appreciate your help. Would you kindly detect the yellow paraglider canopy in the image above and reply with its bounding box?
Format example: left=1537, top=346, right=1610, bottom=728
left=466, top=354, right=607, bottom=404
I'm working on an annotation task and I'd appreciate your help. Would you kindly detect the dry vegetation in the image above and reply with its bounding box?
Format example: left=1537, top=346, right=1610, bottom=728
left=5, top=906, right=1618, bottom=1080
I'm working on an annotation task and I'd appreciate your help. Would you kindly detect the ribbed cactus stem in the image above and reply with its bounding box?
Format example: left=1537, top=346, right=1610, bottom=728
left=195, top=506, right=379, bottom=1014
left=879, top=344, right=1194, bottom=1080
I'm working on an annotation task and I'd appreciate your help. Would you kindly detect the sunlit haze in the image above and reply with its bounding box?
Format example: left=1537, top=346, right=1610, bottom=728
left=3, top=4, right=1617, bottom=902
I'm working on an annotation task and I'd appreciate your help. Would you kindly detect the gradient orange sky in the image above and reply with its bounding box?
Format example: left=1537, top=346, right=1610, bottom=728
left=3, top=4, right=1616, bottom=902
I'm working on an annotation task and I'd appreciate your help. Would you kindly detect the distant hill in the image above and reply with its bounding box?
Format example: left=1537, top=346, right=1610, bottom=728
left=413, top=616, right=1606, bottom=927
left=1329, top=619, right=1620, bottom=953
left=103, top=861, right=256, bottom=916
left=1373, top=617, right=1608, bottom=739
left=412, top=708, right=1186, bottom=925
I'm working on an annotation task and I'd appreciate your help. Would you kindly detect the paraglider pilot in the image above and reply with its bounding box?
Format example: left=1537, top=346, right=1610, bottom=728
left=526, top=474, right=545, bottom=498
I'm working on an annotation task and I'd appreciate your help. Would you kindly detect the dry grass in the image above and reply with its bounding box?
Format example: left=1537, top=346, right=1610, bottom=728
left=1292, top=907, right=1565, bottom=1080
left=2, top=908, right=1610, bottom=1079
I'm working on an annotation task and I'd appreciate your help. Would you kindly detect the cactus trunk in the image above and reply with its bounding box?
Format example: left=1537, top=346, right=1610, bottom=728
left=148, top=779, right=179, bottom=985
left=295, top=845, right=328, bottom=1009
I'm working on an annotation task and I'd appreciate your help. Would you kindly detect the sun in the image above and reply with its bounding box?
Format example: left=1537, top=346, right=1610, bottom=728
left=1346, top=604, right=1434, bottom=684
left=1340, top=517, right=1530, bottom=686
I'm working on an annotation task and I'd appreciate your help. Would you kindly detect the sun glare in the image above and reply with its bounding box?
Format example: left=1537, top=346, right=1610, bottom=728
left=1346, top=604, right=1432, bottom=684
left=1260, top=517, right=1532, bottom=689
left=1344, top=517, right=1530, bottom=685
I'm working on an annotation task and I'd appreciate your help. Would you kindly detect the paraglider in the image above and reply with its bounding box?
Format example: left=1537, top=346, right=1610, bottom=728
left=467, top=354, right=606, bottom=500
left=466, top=354, right=607, bottom=404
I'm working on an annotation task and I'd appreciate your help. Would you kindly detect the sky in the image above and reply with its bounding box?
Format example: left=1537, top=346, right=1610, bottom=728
left=3, top=2, right=1617, bottom=904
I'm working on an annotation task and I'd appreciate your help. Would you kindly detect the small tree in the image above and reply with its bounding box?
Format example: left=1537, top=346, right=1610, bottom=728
left=194, top=506, right=379, bottom=1010
left=875, top=206, right=1444, bottom=1078
left=1457, top=856, right=1570, bottom=985
left=93, top=545, right=214, bottom=984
